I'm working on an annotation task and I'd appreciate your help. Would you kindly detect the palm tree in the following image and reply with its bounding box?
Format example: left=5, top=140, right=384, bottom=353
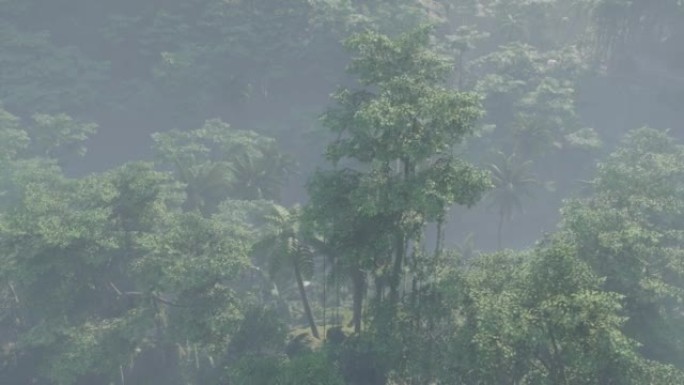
left=227, top=148, right=293, bottom=201
left=259, top=204, right=320, bottom=339
left=487, top=152, right=542, bottom=250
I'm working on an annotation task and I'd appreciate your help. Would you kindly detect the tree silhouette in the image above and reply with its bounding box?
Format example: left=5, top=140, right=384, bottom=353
left=487, top=152, right=542, bottom=249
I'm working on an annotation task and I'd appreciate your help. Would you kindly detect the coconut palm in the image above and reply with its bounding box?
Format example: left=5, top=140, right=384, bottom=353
left=487, top=152, right=542, bottom=250
left=258, top=204, right=320, bottom=338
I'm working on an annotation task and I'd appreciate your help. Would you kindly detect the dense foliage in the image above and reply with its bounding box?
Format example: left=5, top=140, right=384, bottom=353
left=1, top=0, right=684, bottom=384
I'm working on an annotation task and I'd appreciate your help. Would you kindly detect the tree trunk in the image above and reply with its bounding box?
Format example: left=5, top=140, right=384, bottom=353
left=389, top=158, right=412, bottom=306
left=352, top=266, right=365, bottom=334
left=458, top=52, right=464, bottom=90
left=322, top=254, right=327, bottom=340
left=294, top=259, right=319, bottom=339
left=434, top=217, right=444, bottom=259
left=497, top=210, right=504, bottom=250
left=374, top=271, right=385, bottom=304
left=388, top=232, right=406, bottom=307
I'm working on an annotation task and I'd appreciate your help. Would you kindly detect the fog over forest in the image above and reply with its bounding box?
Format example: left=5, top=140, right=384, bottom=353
left=2, top=1, right=684, bottom=384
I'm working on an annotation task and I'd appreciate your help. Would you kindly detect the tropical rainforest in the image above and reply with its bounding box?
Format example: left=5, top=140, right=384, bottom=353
left=1, top=0, right=684, bottom=384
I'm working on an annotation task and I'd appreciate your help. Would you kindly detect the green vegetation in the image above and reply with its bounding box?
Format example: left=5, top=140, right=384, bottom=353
left=2, top=1, right=684, bottom=384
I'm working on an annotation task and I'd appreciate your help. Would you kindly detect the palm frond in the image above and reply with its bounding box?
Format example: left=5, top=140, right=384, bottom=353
left=486, top=151, right=546, bottom=221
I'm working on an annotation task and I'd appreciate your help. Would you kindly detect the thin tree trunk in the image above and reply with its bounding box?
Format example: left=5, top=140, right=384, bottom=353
left=389, top=232, right=406, bottom=307
left=374, top=273, right=384, bottom=302
left=497, top=211, right=504, bottom=250
left=335, top=265, right=340, bottom=324
left=458, top=52, right=464, bottom=90
left=411, top=276, right=420, bottom=332
left=389, top=158, right=412, bottom=306
left=352, top=266, right=365, bottom=334
left=294, top=259, right=319, bottom=339
left=434, top=217, right=444, bottom=259
left=323, top=254, right=327, bottom=340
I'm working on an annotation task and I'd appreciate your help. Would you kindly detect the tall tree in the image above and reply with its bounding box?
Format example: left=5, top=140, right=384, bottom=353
left=307, top=26, right=489, bottom=332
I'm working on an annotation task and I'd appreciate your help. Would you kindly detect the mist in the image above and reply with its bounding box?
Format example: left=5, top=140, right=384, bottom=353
left=1, top=1, right=684, bottom=384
